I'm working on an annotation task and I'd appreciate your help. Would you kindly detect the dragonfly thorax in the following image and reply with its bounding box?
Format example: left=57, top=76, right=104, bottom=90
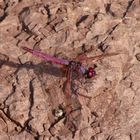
left=69, top=61, right=81, bottom=66
left=68, top=61, right=82, bottom=69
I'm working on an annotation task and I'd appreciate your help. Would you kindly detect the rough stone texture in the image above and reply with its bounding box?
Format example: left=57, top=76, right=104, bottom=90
left=0, top=0, right=140, bottom=140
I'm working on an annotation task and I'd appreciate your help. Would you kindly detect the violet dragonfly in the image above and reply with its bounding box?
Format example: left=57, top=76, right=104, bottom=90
left=22, top=46, right=118, bottom=79
left=22, top=46, right=119, bottom=133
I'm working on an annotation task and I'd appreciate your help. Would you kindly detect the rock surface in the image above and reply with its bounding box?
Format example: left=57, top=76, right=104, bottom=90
left=0, top=0, right=140, bottom=139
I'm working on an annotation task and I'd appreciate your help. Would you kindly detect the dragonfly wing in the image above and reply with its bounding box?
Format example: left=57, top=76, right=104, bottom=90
left=77, top=52, right=119, bottom=62
left=75, top=53, right=89, bottom=61
left=64, top=66, right=72, bottom=115
left=75, top=46, right=95, bottom=61
left=64, top=66, right=82, bottom=134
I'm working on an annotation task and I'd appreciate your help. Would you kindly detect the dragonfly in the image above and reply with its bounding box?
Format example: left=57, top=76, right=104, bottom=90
left=22, top=46, right=119, bottom=79
left=22, top=46, right=119, bottom=135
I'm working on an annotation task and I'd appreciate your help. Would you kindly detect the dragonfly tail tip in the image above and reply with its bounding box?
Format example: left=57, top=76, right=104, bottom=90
left=21, top=46, right=33, bottom=53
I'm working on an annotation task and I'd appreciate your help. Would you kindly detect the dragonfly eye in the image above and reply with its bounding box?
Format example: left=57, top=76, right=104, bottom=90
left=86, top=67, right=95, bottom=78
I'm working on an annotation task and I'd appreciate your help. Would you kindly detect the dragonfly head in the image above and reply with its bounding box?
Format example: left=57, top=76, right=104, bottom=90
left=85, top=65, right=96, bottom=78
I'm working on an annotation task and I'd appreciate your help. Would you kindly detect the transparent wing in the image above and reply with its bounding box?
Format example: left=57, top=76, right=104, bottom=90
left=75, top=52, right=119, bottom=62
left=63, top=65, right=82, bottom=135
left=64, top=66, right=73, bottom=115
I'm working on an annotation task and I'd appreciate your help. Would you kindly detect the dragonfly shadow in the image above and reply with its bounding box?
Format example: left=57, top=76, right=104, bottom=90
left=0, top=59, right=64, bottom=78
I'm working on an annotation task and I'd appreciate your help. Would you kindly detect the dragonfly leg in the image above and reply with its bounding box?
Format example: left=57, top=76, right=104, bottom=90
left=72, top=82, right=92, bottom=100
left=77, top=92, right=91, bottom=99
